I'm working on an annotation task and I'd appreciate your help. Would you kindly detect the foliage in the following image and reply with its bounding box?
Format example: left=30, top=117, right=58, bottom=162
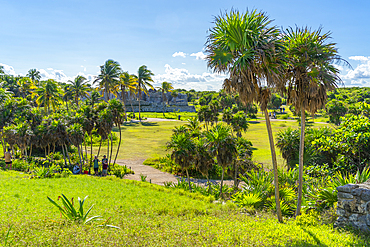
left=47, top=194, right=102, bottom=224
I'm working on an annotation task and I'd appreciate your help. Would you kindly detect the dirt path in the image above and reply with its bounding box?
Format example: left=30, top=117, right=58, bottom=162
left=116, top=159, right=234, bottom=186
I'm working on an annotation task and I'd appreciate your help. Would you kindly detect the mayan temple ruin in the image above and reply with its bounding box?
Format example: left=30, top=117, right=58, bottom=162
left=123, top=89, right=196, bottom=112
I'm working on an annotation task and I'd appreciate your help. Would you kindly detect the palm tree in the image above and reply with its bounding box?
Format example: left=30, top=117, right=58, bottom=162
left=167, top=131, right=195, bottom=191
left=135, top=65, right=154, bottom=120
left=118, top=72, right=137, bottom=118
left=156, top=81, right=174, bottom=117
left=205, top=9, right=285, bottom=222
left=108, top=99, right=125, bottom=165
left=16, top=77, right=37, bottom=99
left=206, top=124, right=237, bottom=196
left=36, top=79, right=63, bottom=113
left=68, top=75, right=91, bottom=106
left=0, top=65, right=5, bottom=75
left=283, top=27, right=347, bottom=216
left=94, top=59, right=121, bottom=101
left=26, top=69, right=41, bottom=85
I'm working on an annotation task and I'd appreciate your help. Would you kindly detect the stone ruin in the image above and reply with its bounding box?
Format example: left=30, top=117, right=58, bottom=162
left=335, top=181, right=370, bottom=231
left=123, top=89, right=196, bottom=113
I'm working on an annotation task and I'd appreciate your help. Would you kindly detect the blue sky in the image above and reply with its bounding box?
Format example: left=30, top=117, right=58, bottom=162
left=1, top=0, right=369, bottom=90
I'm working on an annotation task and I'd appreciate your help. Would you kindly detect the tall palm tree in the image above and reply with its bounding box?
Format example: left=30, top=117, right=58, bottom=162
left=118, top=71, right=137, bottom=118
left=26, top=69, right=41, bottom=85
left=135, top=65, right=154, bottom=120
left=36, top=79, right=63, bottom=113
left=283, top=27, right=347, bottom=216
left=94, top=59, right=121, bottom=101
left=68, top=75, right=91, bottom=106
left=156, top=81, right=174, bottom=117
left=205, top=9, right=285, bottom=222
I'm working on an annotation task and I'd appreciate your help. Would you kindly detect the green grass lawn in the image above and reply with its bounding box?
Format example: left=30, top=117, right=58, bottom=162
left=0, top=171, right=368, bottom=246
left=91, top=121, right=184, bottom=160
left=93, top=119, right=329, bottom=170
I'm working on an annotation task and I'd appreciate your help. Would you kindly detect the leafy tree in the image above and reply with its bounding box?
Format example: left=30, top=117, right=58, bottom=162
left=326, top=99, right=347, bottom=125
left=205, top=9, right=285, bottom=222
left=17, top=77, right=37, bottom=99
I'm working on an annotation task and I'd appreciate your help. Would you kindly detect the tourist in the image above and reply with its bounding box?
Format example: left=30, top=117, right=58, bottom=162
left=93, top=156, right=99, bottom=176
left=102, top=155, right=108, bottom=176
left=4, top=147, right=12, bottom=170
left=73, top=163, right=80, bottom=174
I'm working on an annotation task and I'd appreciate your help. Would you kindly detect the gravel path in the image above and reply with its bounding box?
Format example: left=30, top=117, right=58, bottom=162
left=117, top=159, right=234, bottom=186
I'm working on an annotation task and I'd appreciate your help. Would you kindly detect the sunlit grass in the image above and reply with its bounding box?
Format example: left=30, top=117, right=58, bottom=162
left=0, top=171, right=368, bottom=246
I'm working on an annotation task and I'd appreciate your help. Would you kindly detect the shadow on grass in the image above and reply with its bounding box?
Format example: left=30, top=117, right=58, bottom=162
left=121, top=122, right=159, bottom=128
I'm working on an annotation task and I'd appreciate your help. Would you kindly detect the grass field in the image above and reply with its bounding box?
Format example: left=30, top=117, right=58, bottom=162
left=0, top=171, right=368, bottom=246
left=91, top=118, right=331, bottom=170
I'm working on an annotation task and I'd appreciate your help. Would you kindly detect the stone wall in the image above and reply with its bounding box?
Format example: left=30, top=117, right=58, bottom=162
left=335, top=182, right=370, bottom=231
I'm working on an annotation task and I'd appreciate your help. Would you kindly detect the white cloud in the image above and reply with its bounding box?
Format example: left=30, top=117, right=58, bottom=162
left=190, top=51, right=206, bottom=60
left=341, top=56, right=370, bottom=86
left=348, top=56, right=369, bottom=62
left=153, top=64, right=226, bottom=91
left=172, top=51, right=187, bottom=58
left=0, top=63, right=16, bottom=76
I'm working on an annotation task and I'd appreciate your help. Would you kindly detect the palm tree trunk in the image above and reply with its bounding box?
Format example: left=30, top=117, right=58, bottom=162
left=130, top=100, right=135, bottom=118
left=234, top=161, right=238, bottom=188
left=138, top=89, right=141, bottom=121
left=207, top=175, right=211, bottom=194
left=186, top=169, right=192, bottom=192
left=220, top=167, right=225, bottom=197
left=77, top=145, right=82, bottom=174
left=162, top=91, right=165, bottom=117
left=121, top=86, right=127, bottom=121
left=107, top=134, right=110, bottom=164
left=84, top=135, right=88, bottom=164
left=264, top=109, right=283, bottom=223
left=90, top=134, right=93, bottom=174
left=61, top=144, right=67, bottom=167
left=64, top=144, right=72, bottom=166
left=0, top=133, right=5, bottom=158
left=295, top=109, right=306, bottom=217
left=97, top=136, right=102, bottom=157
left=80, top=143, right=85, bottom=165
left=109, top=132, right=113, bottom=166
left=113, top=125, right=121, bottom=166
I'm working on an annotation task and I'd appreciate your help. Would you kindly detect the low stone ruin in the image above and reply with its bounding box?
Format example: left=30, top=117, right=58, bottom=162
left=335, top=182, right=370, bottom=231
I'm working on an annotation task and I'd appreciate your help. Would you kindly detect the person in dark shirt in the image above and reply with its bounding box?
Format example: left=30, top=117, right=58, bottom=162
left=102, top=155, right=108, bottom=176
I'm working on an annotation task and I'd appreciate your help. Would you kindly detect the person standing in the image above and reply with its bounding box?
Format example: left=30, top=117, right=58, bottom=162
left=93, top=156, right=100, bottom=176
left=102, top=155, right=108, bottom=176
left=4, top=148, right=12, bottom=170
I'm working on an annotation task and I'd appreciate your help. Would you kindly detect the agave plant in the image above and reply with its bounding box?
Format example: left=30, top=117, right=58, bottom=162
left=47, top=194, right=101, bottom=224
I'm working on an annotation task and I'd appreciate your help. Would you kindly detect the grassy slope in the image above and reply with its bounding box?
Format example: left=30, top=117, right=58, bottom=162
left=0, top=171, right=367, bottom=246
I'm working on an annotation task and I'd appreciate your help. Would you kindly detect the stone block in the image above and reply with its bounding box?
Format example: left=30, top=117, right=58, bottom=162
left=337, top=184, right=359, bottom=193
left=338, top=192, right=354, bottom=199
left=351, top=188, right=364, bottom=197
left=349, top=213, right=359, bottom=222
left=337, top=208, right=348, bottom=217
left=361, top=190, right=370, bottom=201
